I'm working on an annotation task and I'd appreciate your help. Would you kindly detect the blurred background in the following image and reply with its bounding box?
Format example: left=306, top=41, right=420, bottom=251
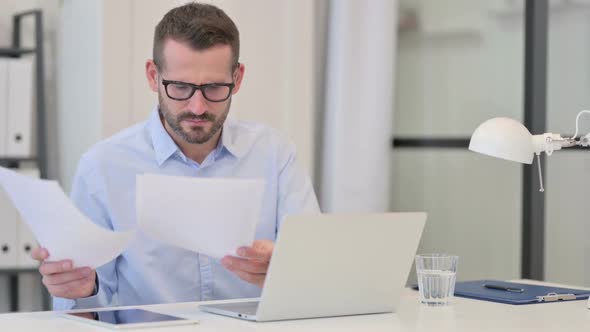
left=0, top=0, right=589, bottom=313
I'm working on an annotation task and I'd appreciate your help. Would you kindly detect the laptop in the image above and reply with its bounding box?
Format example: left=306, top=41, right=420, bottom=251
left=200, top=212, right=426, bottom=322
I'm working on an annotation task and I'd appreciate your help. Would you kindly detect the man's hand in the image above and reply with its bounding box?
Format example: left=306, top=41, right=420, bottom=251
left=31, top=247, right=96, bottom=299
left=221, top=240, right=273, bottom=288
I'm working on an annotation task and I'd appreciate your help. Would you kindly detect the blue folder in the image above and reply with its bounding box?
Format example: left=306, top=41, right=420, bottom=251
left=454, top=280, right=590, bottom=305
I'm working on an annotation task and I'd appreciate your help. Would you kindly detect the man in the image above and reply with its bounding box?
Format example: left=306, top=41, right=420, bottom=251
left=32, top=2, right=319, bottom=310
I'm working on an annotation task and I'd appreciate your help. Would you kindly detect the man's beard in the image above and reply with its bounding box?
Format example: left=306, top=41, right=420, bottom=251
left=158, top=93, right=230, bottom=144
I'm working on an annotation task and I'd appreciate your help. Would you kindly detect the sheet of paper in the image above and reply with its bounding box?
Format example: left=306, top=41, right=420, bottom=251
left=0, top=167, right=135, bottom=268
left=137, top=174, right=265, bottom=259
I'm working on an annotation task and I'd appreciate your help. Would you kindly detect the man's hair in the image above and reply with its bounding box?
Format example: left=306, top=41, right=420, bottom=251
left=153, top=2, right=240, bottom=71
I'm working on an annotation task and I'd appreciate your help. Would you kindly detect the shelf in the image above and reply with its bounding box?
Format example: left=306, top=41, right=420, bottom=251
left=0, top=9, right=47, bottom=179
left=0, top=268, right=38, bottom=274
left=0, top=47, right=36, bottom=57
left=0, top=157, right=37, bottom=163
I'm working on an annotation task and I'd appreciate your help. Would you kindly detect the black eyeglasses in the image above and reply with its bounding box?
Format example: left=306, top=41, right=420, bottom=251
left=161, top=79, right=235, bottom=102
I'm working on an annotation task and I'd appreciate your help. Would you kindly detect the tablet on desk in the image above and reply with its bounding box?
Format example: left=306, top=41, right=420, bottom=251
left=60, top=308, right=199, bottom=330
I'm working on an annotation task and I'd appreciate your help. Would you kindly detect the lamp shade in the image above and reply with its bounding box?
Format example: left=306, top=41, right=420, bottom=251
left=469, top=117, right=535, bottom=164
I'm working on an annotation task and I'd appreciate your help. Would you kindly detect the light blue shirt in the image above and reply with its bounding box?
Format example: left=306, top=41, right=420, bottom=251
left=53, top=108, right=320, bottom=310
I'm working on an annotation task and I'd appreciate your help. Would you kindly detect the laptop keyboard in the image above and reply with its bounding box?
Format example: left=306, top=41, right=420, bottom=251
left=206, top=301, right=259, bottom=315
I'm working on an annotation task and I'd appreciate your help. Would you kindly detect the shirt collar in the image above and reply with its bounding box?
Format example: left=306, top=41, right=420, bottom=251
left=148, top=106, right=180, bottom=166
left=218, top=119, right=248, bottom=159
left=148, top=106, right=248, bottom=166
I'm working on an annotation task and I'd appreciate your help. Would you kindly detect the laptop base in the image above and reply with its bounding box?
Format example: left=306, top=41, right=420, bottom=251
left=200, top=301, right=259, bottom=321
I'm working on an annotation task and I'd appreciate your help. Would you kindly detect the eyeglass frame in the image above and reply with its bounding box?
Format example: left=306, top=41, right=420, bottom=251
left=154, top=61, right=240, bottom=102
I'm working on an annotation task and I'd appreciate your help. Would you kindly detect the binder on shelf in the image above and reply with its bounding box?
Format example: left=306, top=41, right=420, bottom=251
left=454, top=280, right=590, bottom=305
left=6, top=57, right=35, bottom=158
left=0, top=184, right=18, bottom=268
left=15, top=168, right=39, bottom=268
left=16, top=214, right=38, bottom=268
left=0, top=59, right=7, bottom=157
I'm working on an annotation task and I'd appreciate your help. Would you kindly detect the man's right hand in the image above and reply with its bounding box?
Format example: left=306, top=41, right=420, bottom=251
left=31, top=247, right=96, bottom=299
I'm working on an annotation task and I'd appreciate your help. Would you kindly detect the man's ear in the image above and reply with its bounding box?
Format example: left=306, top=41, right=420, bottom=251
left=231, top=63, right=245, bottom=95
left=146, top=60, right=159, bottom=92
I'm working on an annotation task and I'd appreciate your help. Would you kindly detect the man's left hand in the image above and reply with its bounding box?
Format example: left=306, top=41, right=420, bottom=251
left=221, top=240, right=273, bottom=288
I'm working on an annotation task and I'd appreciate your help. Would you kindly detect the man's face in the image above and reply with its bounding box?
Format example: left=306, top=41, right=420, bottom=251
left=157, top=84, right=230, bottom=144
left=150, top=40, right=244, bottom=144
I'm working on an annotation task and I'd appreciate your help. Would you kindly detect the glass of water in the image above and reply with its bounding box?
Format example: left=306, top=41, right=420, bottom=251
left=415, top=254, right=458, bottom=306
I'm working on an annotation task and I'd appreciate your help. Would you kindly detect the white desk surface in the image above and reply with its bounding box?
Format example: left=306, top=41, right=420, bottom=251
left=2, top=280, right=590, bottom=331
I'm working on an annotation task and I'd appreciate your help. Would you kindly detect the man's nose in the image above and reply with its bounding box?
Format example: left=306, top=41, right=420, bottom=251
left=186, top=89, right=208, bottom=115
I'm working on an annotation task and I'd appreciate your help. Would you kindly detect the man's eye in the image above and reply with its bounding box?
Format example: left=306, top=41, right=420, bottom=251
left=172, top=84, right=191, bottom=91
left=206, top=86, right=223, bottom=93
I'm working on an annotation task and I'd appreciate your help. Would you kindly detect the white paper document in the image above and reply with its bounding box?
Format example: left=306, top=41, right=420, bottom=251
left=0, top=167, right=135, bottom=268
left=0, top=167, right=265, bottom=268
left=137, top=174, right=265, bottom=259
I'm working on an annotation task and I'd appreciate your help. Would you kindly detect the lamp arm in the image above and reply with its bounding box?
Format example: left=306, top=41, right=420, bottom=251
left=532, top=134, right=576, bottom=156
left=533, top=110, right=590, bottom=152
left=530, top=134, right=577, bottom=193
left=579, top=133, right=590, bottom=147
left=570, top=110, right=590, bottom=140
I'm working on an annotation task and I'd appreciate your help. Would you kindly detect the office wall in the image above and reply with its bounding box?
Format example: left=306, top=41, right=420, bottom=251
left=395, top=0, right=590, bottom=286
left=393, top=0, right=524, bottom=281
left=0, top=0, right=60, bottom=312
left=545, top=3, right=590, bottom=287
left=57, top=0, right=103, bottom=195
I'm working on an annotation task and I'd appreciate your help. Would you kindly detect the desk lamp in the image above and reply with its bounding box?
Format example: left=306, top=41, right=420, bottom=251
left=469, top=110, right=590, bottom=308
left=468, top=110, right=590, bottom=192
